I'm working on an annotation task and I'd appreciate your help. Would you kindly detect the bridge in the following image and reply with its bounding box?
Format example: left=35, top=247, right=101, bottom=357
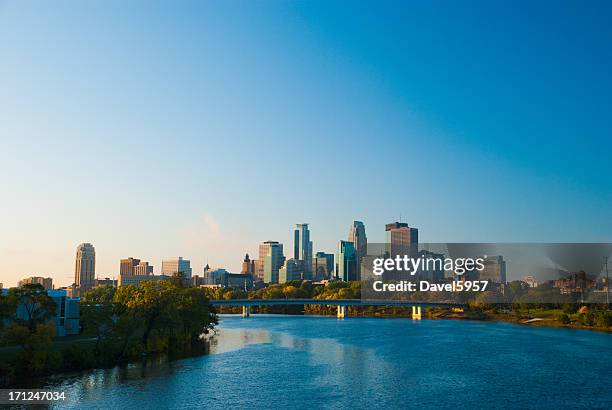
left=210, top=299, right=463, bottom=320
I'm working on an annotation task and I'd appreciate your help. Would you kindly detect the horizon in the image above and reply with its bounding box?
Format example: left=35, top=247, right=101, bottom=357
left=2, top=1, right=612, bottom=288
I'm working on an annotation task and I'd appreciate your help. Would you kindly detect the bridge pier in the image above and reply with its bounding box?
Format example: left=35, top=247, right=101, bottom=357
left=337, top=305, right=346, bottom=318
left=242, top=306, right=250, bottom=317
left=411, top=306, right=422, bottom=320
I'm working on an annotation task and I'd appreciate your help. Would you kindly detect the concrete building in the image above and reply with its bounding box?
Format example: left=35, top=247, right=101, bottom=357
left=259, top=241, right=285, bottom=284
left=337, top=240, right=356, bottom=281
left=480, top=255, right=507, bottom=284
left=348, top=221, right=367, bottom=280
left=162, top=257, right=192, bottom=278
left=75, top=243, right=95, bottom=290
left=385, top=222, right=418, bottom=258
left=312, top=252, right=334, bottom=280
left=294, top=224, right=313, bottom=279
left=18, top=276, right=53, bottom=290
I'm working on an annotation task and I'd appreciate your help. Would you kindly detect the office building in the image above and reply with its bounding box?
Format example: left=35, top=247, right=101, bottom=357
left=294, top=224, right=313, bottom=279
left=119, top=274, right=172, bottom=287
left=337, top=240, right=356, bottom=281
left=18, top=276, right=53, bottom=290
left=13, top=289, right=80, bottom=337
left=385, top=222, right=418, bottom=258
left=162, top=257, right=192, bottom=278
left=312, top=252, right=334, bottom=280
left=120, top=258, right=140, bottom=275
left=241, top=254, right=256, bottom=275
left=259, top=241, right=285, bottom=284
left=75, top=243, right=95, bottom=290
left=480, top=255, right=507, bottom=284
left=134, top=261, right=154, bottom=276
left=279, top=258, right=302, bottom=284
left=93, top=277, right=117, bottom=288
left=348, top=221, right=367, bottom=279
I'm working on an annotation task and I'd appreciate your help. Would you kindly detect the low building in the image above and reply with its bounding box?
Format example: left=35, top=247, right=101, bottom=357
left=10, top=289, right=80, bottom=337
left=18, top=276, right=53, bottom=290
left=119, top=274, right=172, bottom=287
left=94, top=277, right=117, bottom=288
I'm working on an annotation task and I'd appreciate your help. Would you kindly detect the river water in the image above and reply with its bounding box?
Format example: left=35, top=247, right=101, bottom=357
left=44, top=315, right=611, bottom=409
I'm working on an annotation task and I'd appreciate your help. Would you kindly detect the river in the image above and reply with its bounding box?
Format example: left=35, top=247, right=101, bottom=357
left=44, top=315, right=611, bottom=409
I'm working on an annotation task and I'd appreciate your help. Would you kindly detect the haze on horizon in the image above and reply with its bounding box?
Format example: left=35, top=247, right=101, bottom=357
left=1, top=1, right=611, bottom=287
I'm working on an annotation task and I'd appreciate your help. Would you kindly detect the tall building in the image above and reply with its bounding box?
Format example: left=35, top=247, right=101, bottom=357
left=294, top=224, right=313, bottom=279
left=279, top=258, right=302, bottom=284
left=75, top=243, right=95, bottom=290
left=313, top=252, right=334, bottom=280
left=480, top=255, right=507, bottom=284
left=385, top=222, right=418, bottom=258
left=161, top=257, right=192, bottom=278
left=259, top=241, right=285, bottom=284
left=241, top=254, right=255, bottom=275
left=348, top=221, right=367, bottom=280
left=120, top=258, right=141, bottom=275
left=134, top=261, right=154, bottom=276
left=18, top=276, right=53, bottom=290
left=337, top=240, right=356, bottom=281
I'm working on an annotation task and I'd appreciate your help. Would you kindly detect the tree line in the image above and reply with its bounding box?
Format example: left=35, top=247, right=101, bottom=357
left=0, top=281, right=217, bottom=386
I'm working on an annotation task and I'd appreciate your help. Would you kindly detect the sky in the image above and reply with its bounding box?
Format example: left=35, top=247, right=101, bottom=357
left=1, top=0, right=611, bottom=287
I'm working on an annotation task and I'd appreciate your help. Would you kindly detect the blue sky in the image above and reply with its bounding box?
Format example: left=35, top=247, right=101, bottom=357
left=1, top=0, right=611, bottom=286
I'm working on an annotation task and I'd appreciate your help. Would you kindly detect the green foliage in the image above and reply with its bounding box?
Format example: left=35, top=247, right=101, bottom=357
left=557, top=313, right=571, bottom=324
left=7, top=284, right=57, bottom=330
left=1, top=280, right=217, bottom=386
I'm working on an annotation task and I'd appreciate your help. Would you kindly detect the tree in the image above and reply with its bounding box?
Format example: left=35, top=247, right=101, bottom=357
left=114, top=281, right=178, bottom=349
left=8, top=284, right=57, bottom=330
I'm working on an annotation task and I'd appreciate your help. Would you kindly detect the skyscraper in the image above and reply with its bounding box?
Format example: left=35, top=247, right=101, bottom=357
left=313, top=252, right=334, bottom=280
left=75, top=243, right=95, bottom=290
left=480, top=255, right=507, bottom=284
left=294, top=223, right=313, bottom=279
left=385, top=222, right=418, bottom=258
left=120, top=257, right=141, bottom=275
left=259, top=241, right=285, bottom=284
left=161, top=257, right=192, bottom=278
left=348, top=221, right=367, bottom=280
left=241, top=253, right=255, bottom=275
left=337, top=240, right=356, bottom=281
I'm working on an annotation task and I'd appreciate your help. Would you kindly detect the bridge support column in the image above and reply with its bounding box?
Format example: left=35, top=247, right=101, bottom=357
left=412, top=306, right=422, bottom=320
left=337, top=305, right=346, bottom=319
left=242, top=306, right=250, bottom=318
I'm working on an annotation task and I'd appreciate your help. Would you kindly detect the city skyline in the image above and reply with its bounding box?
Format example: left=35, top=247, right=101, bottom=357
left=2, top=1, right=611, bottom=287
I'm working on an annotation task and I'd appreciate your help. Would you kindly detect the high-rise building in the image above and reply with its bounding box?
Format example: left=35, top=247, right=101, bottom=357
left=161, top=257, right=192, bottom=278
left=279, top=258, right=302, bottom=284
left=294, top=224, right=313, bottom=279
left=337, top=240, right=356, bottom=281
left=241, top=254, right=255, bottom=275
left=134, top=261, right=154, bottom=276
left=75, top=243, right=95, bottom=290
left=312, top=252, right=334, bottom=280
left=120, top=258, right=141, bottom=275
left=18, top=276, right=53, bottom=290
left=259, top=241, right=285, bottom=284
left=385, top=222, right=418, bottom=258
left=348, top=221, right=367, bottom=279
left=480, top=255, right=507, bottom=284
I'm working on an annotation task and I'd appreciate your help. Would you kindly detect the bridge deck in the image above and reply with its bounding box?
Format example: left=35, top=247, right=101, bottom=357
left=210, top=299, right=462, bottom=307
